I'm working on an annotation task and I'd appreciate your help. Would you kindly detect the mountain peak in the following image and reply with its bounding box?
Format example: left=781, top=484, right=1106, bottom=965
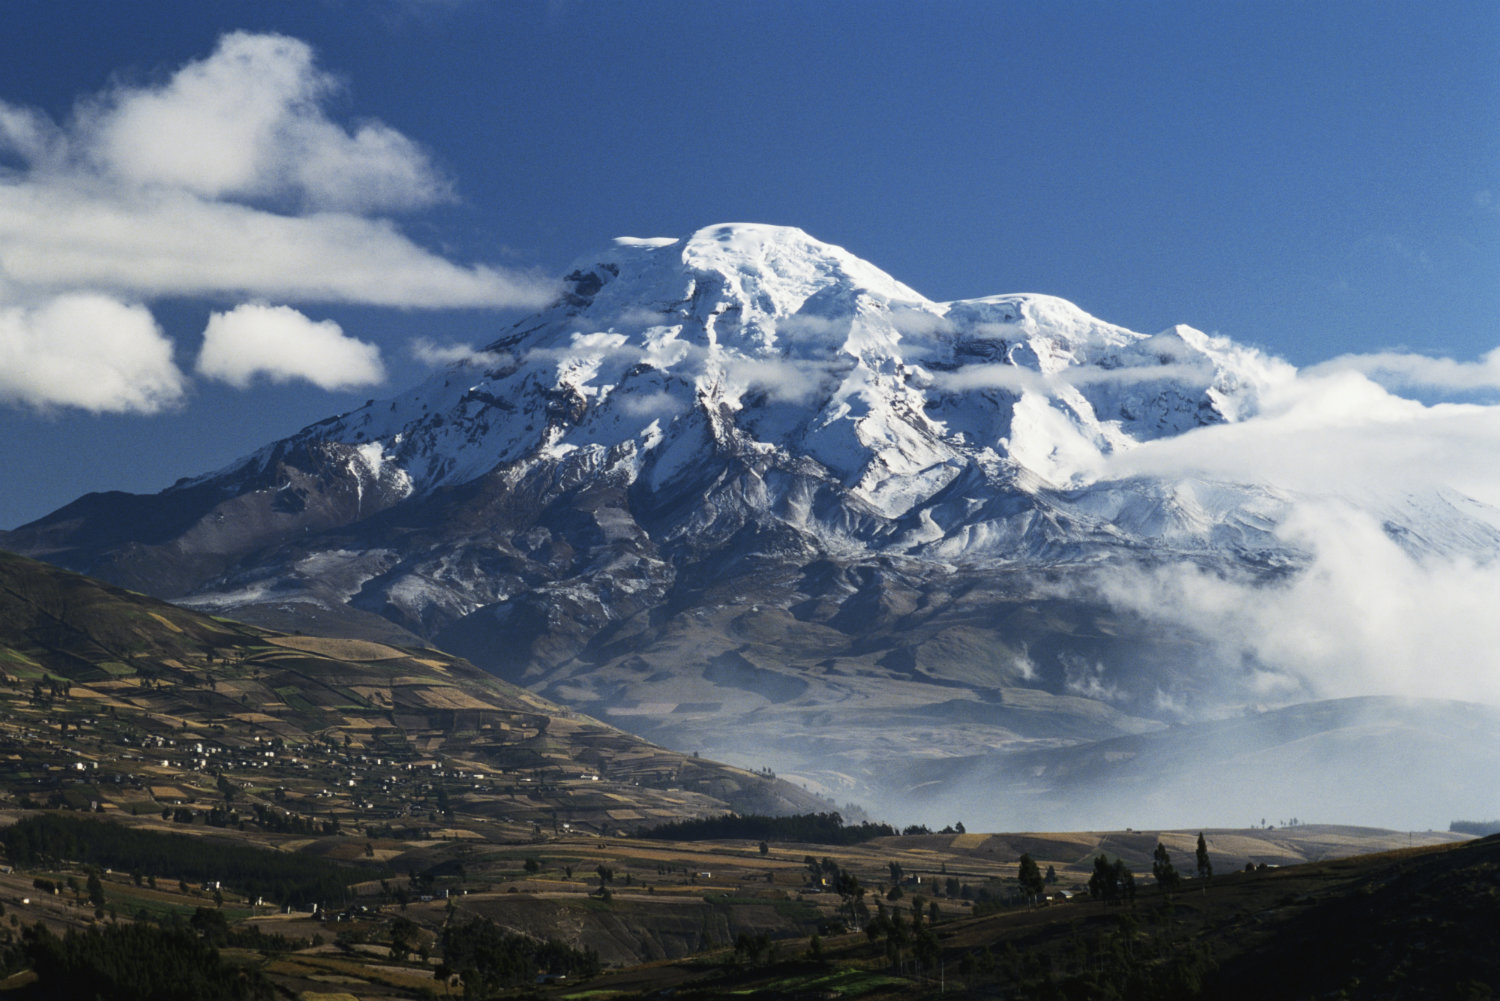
left=6, top=223, right=1497, bottom=826
left=183, top=223, right=1281, bottom=514
left=679, top=222, right=926, bottom=308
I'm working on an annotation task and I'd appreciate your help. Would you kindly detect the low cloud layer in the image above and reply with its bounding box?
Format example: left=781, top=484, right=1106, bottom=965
left=197, top=304, right=384, bottom=391
left=1087, top=510, right=1500, bottom=708
left=0, top=31, right=553, bottom=414
left=1069, top=363, right=1500, bottom=712
left=931, top=359, right=1218, bottom=394
left=1091, top=367, right=1500, bottom=506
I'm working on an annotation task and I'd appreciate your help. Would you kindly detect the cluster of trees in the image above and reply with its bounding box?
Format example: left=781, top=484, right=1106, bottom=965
left=865, top=896, right=941, bottom=976
left=638, top=811, right=898, bottom=845
left=733, top=931, right=779, bottom=965
left=245, top=802, right=324, bottom=835
left=957, top=911, right=1218, bottom=1000
left=803, top=856, right=868, bottom=930
left=1152, top=844, right=1181, bottom=891
left=180, top=907, right=303, bottom=953
left=438, top=917, right=599, bottom=994
left=11, top=921, right=273, bottom=1001
left=892, top=821, right=966, bottom=835
left=1, top=813, right=372, bottom=909
left=1093, top=837, right=1213, bottom=904
left=1017, top=853, right=1046, bottom=905
left=1089, top=855, right=1137, bottom=904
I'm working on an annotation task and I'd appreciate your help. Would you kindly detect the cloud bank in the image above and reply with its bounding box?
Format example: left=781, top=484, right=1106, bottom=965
left=0, top=31, right=554, bottom=413
left=1069, top=364, right=1500, bottom=711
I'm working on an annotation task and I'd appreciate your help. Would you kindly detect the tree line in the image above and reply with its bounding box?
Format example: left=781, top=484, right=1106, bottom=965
left=4, top=921, right=274, bottom=1001
left=439, top=916, right=600, bottom=994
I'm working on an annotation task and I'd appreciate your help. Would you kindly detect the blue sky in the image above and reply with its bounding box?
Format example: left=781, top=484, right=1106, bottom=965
left=1, top=0, right=1497, bottom=529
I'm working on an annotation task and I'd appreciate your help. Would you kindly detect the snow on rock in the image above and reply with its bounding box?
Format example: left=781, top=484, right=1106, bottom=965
left=155, top=223, right=1494, bottom=564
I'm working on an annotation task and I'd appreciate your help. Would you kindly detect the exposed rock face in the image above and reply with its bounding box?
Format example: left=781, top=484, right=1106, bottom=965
left=7, top=224, right=1497, bottom=824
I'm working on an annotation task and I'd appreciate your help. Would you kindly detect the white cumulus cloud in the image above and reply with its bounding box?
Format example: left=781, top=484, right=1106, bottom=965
left=197, top=303, right=385, bottom=391
left=0, top=292, right=186, bottom=413
left=78, top=32, right=453, bottom=213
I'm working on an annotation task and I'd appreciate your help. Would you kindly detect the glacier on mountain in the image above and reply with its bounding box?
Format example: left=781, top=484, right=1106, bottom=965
left=214, top=223, right=1309, bottom=559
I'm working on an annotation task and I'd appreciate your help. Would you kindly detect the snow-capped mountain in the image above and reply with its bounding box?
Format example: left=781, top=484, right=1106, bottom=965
left=9, top=224, right=1498, bottom=824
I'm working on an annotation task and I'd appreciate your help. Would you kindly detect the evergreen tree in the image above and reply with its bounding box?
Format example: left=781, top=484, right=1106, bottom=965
left=1195, top=832, right=1212, bottom=881
left=86, top=872, right=105, bottom=909
left=1088, top=855, right=1118, bottom=904
left=1017, top=853, right=1046, bottom=905
left=1152, top=842, right=1181, bottom=890
left=1114, top=860, right=1136, bottom=903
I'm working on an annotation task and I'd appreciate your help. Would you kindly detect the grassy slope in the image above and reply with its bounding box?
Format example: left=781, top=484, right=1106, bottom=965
left=592, top=834, right=1499, bottom=1001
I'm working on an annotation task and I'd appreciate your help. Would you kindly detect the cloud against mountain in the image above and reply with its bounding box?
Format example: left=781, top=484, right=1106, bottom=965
left=0, top=31, right=553, bottom=413
left=1077, top=366, right=1500, bottom=709
left=1091, top=368, right=1500, bottom=506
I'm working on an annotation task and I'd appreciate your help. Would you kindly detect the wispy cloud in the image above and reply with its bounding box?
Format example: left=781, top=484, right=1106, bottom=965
left=197, top=303, right=384, bottom=391
left=727, top=357, right=825, bottom=403
left=1305, top=347, right=1500, bottom=395
left=0, top=182, right=547, bottom=307
left=0, top=31, right=553, bottom=413
left=932, top=360, right=1217, bottom=394
left=411, top=338, right=512, bottom=369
